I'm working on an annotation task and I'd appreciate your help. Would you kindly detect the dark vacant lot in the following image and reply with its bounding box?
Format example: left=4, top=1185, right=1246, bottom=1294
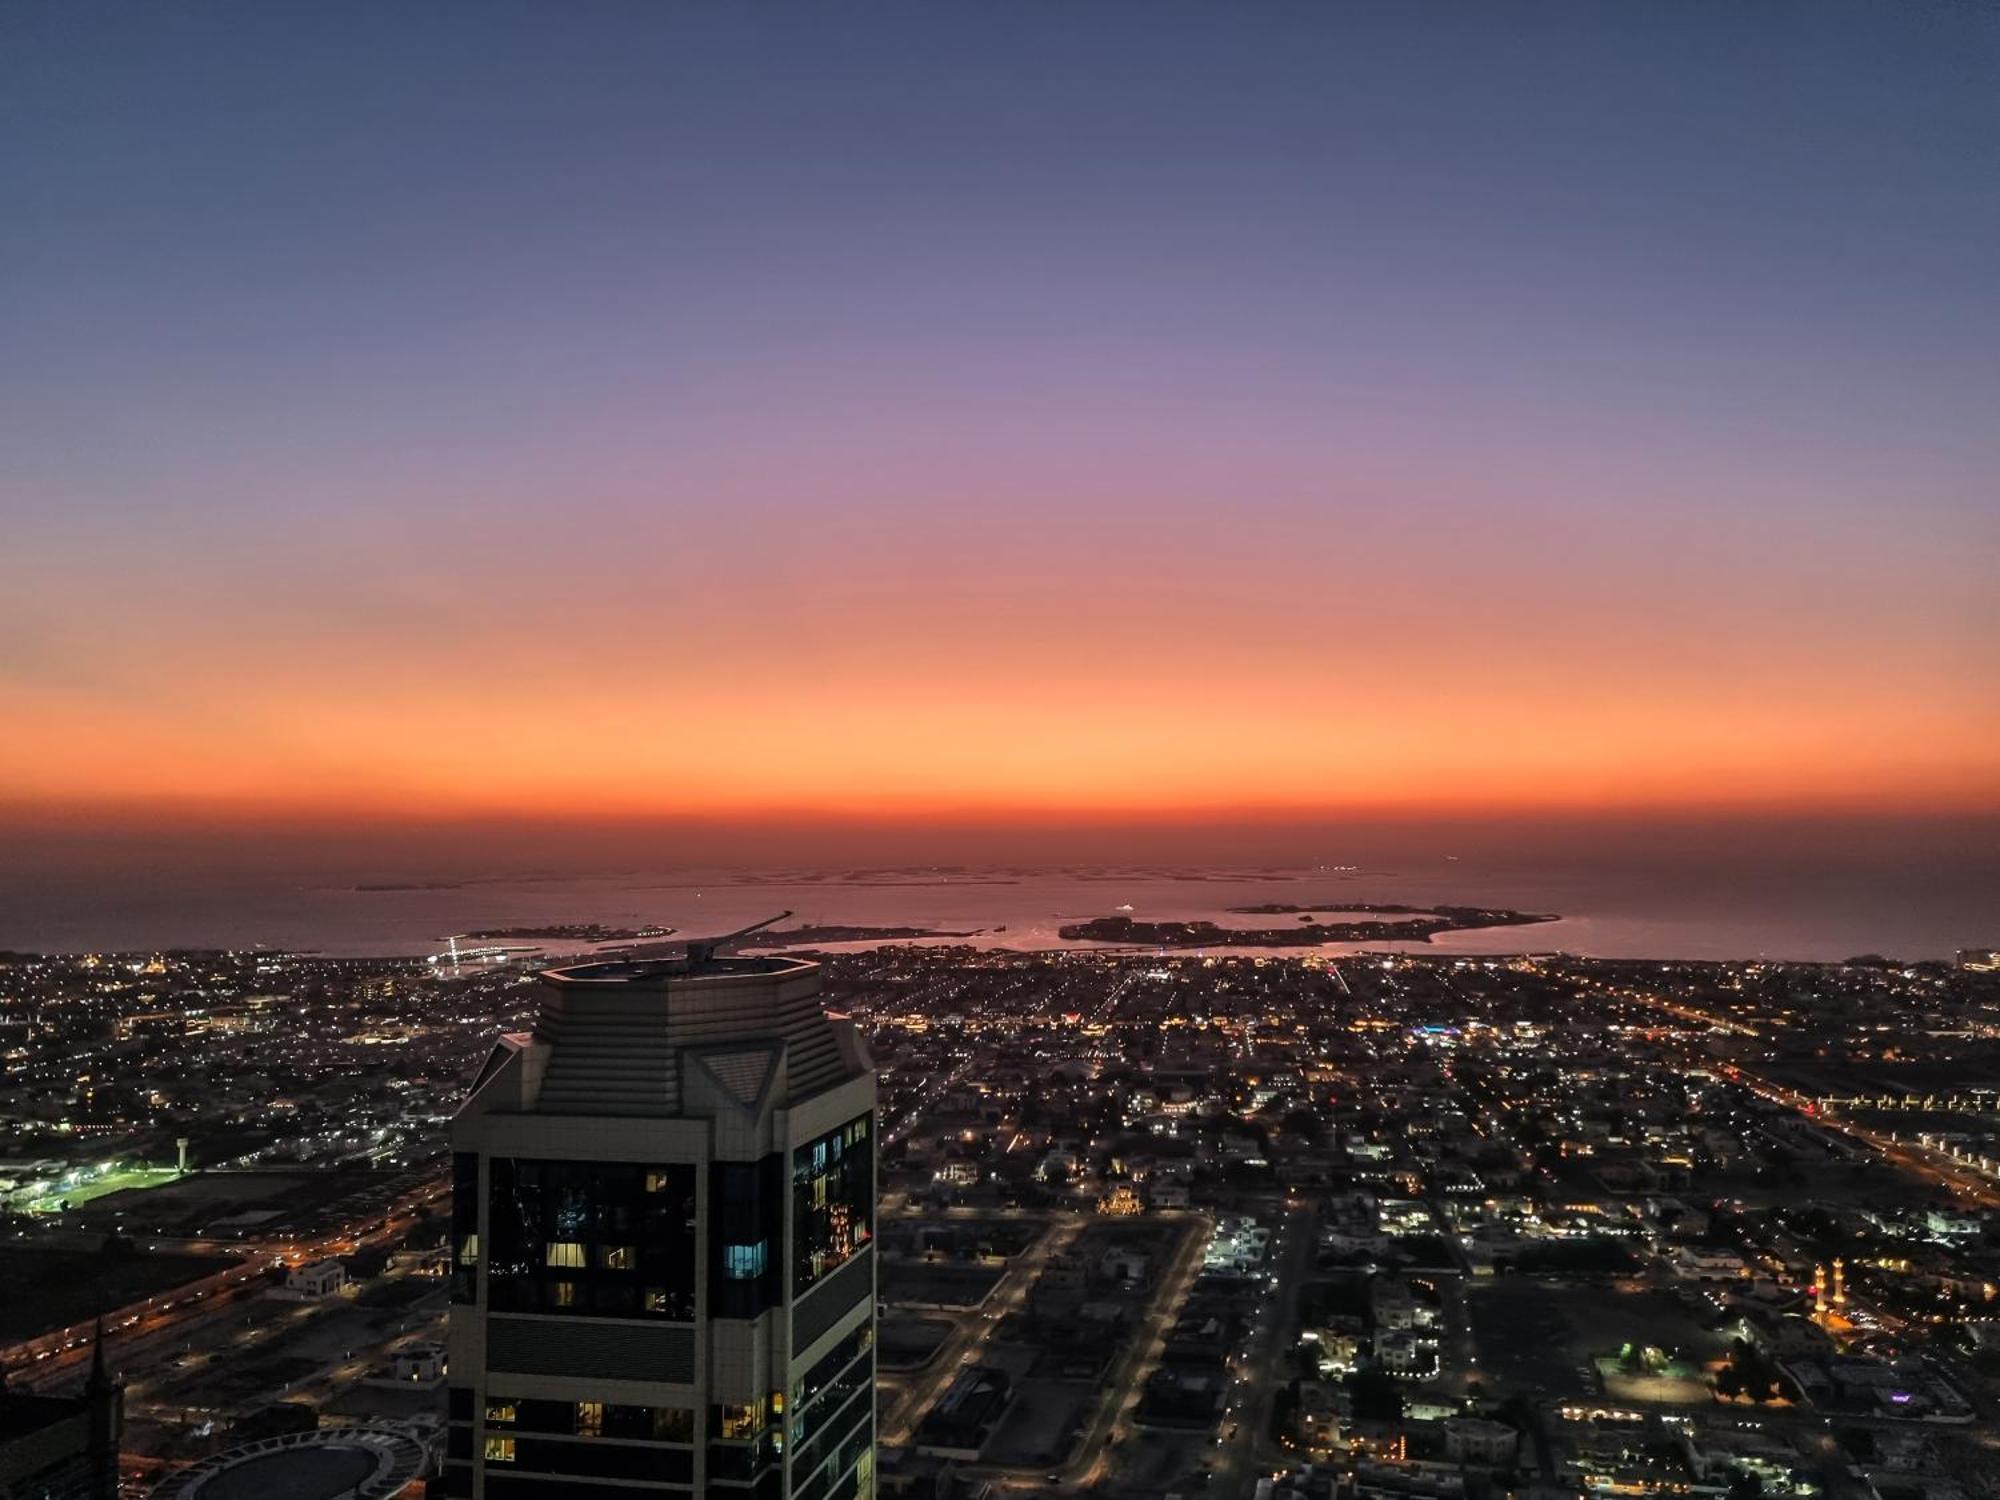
left=0, top=1245, right=239, bottom=1342
left=878, top=1261, right=1004, bottom=1308
left=878, top=1315, right=953, bottom=1370
left=1469, top=1280, right=1726, bottom=1402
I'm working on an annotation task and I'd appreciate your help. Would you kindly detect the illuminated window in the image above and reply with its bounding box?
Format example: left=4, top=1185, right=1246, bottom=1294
left=715, top=1399, right=766, bottom=1440
left=487, top=1159, right=696, bottom=1321
left=484, top=1400, right=517, bottom=1426
left=712, top=1157, right=783, bottom=1316
left=576, top=1400, right=604, bottom=1437
left=792, top=1114, right=875, bottom=1295
left=483, top=1436, right=516, bottom=1463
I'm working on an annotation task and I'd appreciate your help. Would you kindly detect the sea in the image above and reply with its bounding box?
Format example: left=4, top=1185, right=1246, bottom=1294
left=1, top=855, right=1992, bottom=964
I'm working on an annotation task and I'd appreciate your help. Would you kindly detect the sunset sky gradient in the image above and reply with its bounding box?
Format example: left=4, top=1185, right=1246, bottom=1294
left=4, top=2, right=1996, bottom=851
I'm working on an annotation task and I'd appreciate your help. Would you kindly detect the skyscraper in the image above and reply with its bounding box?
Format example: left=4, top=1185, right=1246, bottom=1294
left=444, top=950, right=877, bottom=1500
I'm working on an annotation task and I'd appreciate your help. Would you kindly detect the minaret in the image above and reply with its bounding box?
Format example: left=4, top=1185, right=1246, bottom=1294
left=1832, top=1258, right=1847, bottom=1311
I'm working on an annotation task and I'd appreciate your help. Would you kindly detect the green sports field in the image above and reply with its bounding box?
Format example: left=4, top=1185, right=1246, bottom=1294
left=20, top=1165, right=183, bottom=1214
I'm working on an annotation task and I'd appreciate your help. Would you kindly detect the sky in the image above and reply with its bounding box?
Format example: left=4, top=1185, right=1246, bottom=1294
left=2, top=1, right=1996, bottom=864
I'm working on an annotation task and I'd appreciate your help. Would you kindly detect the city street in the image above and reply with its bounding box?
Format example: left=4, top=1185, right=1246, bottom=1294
left=1211, top=1207, right=1312, bottom=1500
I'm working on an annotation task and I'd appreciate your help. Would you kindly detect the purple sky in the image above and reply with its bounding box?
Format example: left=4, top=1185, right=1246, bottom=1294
left=2, top=2, right=1996, bottom=849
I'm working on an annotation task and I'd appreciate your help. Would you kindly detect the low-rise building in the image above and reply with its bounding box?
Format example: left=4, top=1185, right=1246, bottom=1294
left=282, top=1258, right=346, bottom=1298
left=1443, top=1417, right=1520, bottom=1467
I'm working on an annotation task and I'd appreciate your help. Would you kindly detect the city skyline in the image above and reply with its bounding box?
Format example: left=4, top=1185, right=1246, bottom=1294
left=7, top=10, right=2000, bottom=1500
left=5, top=1, right=1997, bottom=856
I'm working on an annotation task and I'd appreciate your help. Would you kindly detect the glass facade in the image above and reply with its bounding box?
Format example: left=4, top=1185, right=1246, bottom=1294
left=792, top=1114, right=874, bottom=1295
left=790, top=1322, right=875, bottom=1500
left=708, top=1394, right=782, bottom=1491
left=487, top=1158, right=698, bottom=1319
left=484, top=1397, right=693, bottom=1442
left=710, top=1154, right=785, bottom=1318
left=791, top=1323, right=874, bottom=1419
left=451, top=1152, right=480, bottom=1304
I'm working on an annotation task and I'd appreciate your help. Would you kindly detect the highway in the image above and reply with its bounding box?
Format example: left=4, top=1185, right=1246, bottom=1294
left=6, top=1174, right=449, bottom=1394
left=1575, top=978, right=2000, bottom=1208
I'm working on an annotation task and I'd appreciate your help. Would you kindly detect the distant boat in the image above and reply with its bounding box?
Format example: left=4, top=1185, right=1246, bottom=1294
left=1116, top=903, right=1135, bottom=911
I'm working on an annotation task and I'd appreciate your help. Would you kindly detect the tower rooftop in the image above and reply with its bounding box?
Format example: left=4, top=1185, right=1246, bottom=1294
left=458, top=950, right=867, bottom=1119
left=539, top=953, right=817, bottom=987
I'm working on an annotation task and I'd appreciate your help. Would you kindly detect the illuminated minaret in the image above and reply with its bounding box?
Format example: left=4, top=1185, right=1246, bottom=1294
left=1833, top=1258, right=1847, bottom=1312
left=1812, top=1265, right=1828, bottom=1320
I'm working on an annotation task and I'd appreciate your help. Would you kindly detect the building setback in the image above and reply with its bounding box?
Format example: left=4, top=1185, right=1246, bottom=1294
left=443, top=952, right=877, bottom=1500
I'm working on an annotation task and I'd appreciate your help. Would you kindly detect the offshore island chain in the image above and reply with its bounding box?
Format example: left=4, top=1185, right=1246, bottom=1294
left=450, top=905, right=1561, bottom=955
left=1060, top=902, right=1558, bottom=948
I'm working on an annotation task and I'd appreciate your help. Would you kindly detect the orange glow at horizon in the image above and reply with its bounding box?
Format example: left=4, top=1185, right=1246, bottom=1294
left=7, top=3, right=1999, bottom=844
left=5, top=380, right=1993, bottom=831
left=4, top=589, right=1994, bottom=825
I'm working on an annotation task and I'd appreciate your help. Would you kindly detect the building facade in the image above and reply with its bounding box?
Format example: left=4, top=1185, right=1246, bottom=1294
left=0, top=1325, right=120, bottom=1500
left=444, top=954, right=877, bottom=1500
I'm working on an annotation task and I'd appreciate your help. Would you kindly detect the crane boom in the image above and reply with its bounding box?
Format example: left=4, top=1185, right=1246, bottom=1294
left=685, top=910, right=794, bottom=966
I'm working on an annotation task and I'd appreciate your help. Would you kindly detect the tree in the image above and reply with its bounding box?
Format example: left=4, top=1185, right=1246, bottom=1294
left=1717, top=1339, right=1784, bottom=1403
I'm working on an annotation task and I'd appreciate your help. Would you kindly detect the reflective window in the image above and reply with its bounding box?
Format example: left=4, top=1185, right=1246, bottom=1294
left=792, top=1115, right=874, bottom=1295
left=484, top=1396, right=694, bottom=1441
left=487, top=1158, right=696, bottom=1320
left=451, top=1153, right=480, bottom=1304
left=711, top=1155, right=783, bottom=1317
